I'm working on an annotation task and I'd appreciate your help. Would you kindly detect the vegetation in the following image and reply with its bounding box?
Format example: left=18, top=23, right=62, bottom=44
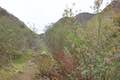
left=0, top=0, right=120, bottom=80
left=41, top=0, right=120, bottom=80
left=0, top=7, right=42, bottom=80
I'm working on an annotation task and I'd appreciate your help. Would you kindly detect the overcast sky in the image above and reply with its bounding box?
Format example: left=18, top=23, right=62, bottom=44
left=0, top=0, right=111, bottom=34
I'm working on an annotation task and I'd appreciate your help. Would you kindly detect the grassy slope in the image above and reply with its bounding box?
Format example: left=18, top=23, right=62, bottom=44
left=0, top=7, right=40, bottom=80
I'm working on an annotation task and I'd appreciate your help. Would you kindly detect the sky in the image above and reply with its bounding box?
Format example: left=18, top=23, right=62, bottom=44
left=0, top=0, right=111, bottom=34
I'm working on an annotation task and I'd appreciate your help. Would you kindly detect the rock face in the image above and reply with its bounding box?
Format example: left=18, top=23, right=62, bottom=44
left=103, top=0, right=120, bottom=13
left=111, top=0, right=120, bottom=9
left=110, top=0, right=120, bottom=14
left=75, top=13, right=95, bottom=25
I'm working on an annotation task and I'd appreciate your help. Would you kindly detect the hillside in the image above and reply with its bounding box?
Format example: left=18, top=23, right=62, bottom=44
left=43, top=0, right=120, bottom=80
left=0, top=6, right=44, bottom=80
left=0, top=6, right=41, bottom=67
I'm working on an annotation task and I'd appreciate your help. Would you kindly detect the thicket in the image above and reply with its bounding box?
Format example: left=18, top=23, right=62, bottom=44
left=41, top=0, right=120, bottom=80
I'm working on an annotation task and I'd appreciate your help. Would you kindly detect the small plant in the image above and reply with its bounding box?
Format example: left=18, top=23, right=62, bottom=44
left=113, top=14, right=120, bottom=27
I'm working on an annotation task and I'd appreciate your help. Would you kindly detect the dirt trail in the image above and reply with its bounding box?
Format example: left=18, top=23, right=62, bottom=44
left=13, top=60, right=37, bottom=80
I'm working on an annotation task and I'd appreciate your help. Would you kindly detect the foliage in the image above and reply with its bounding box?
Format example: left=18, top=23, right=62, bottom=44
left=1, top=0, right=120, bottom=80
left=44, top=3, right=120, bottom=79
left=113, top=16, right=120, bottom=26
left=0, top=9, right=41, bottom=80
left=0, top=15, right=37, bottom=66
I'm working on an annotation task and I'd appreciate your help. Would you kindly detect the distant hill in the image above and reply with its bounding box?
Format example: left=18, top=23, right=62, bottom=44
left=75, top=13, right=95, bottom=25
left=53, top=13, right=95, bottom=26
left=54, top=0, right=120, bottom=26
